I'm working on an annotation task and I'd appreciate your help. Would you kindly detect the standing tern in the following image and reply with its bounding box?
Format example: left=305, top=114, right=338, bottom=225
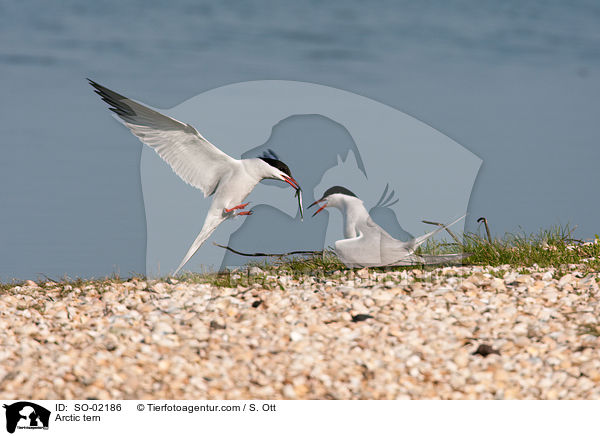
left=309, top=186, right=469, bottom=267
left=89, top=80, right=302, bottom=275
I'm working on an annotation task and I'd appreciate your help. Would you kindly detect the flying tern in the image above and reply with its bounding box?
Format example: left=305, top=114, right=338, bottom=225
left=309, top=186, right=468, bottom=267
left=89, top=80, right=302, bottom=275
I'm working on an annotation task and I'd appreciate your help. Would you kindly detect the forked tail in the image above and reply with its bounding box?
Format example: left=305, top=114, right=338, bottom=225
left=412, top=214, right=466, bottom=248
left=173, top=217, right=223, bottom=275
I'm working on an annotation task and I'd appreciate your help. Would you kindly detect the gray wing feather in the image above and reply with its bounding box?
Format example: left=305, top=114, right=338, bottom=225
left=89, top=79, right=235, bottom=197
left=335, top=214, right=467, bottom=267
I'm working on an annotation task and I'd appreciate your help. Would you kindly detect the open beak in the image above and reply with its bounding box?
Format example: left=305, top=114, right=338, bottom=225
left=282, top=175, right=300, bottom=190
left=308, top=198, right=327, bottom=217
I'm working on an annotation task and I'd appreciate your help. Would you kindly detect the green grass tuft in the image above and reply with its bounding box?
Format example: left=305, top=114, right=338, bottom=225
left=421, top=224, right=600, bottom=271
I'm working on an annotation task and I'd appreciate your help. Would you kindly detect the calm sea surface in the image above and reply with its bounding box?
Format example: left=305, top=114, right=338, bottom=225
left=1, top=0, right=599, bottom=279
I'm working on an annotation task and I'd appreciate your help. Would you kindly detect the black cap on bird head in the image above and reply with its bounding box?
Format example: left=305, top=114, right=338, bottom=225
left=259, top=157, right=293, bottom=178
left=309, top=185, right=358, bottom=217
left=258, top=149, right=302, bottom=218
left=259, top=148, right=293, bottom=178
left=320, top=186, right=358, bottom=200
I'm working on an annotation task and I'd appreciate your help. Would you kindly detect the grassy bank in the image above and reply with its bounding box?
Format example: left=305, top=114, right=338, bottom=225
left=176, top=225, right=600, bottom=287
left=426, top=224, right=600, bottom=268
left=2, top=226, right=599, bottom=290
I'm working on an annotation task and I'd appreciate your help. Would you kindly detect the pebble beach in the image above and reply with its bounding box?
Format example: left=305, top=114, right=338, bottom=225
left=1, top=265, right=599, bottom=400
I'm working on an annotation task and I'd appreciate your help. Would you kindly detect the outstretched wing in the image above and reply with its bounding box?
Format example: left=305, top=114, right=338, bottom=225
left=89, top=79, right=236, bottom=197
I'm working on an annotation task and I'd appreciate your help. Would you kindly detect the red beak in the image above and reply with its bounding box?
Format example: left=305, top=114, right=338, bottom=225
left=282, top=175, right=300, bottom=190
left=308, top=198, right=327, bottom=217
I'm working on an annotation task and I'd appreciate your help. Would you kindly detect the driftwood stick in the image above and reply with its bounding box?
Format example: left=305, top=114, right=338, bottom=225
left=422, top=220, right=462, bottom=245
left=566, top=238, right=584, bottom=244
left=213, top=243, right=322, bottom=257
left=477, top=217, right=493, bottom=244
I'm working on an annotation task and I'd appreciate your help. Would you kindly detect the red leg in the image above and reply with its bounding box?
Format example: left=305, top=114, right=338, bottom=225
left=238, top=211, right=253, bottom=216
left=225, top=202, right=249, bottom=213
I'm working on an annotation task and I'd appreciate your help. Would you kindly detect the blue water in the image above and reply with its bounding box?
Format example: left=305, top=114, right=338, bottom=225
left=1, top=0, right=600, bottom=280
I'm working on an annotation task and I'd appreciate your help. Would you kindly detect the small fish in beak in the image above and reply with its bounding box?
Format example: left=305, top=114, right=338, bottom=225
left=295, top=188, right=304, bottom=221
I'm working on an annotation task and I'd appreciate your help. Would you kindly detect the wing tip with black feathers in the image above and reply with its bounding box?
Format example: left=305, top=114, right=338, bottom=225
left=88, top=78, right=136, bottom=118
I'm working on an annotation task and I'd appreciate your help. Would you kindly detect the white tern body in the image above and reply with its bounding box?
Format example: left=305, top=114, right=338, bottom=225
left=89, top=80, right=301, bottom=275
